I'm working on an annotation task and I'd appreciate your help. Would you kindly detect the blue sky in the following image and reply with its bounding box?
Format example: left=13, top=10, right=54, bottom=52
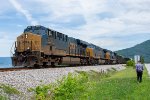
left=0, top=0, right=150, bottom=57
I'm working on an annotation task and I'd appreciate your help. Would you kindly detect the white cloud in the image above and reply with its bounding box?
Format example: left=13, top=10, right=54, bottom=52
left=28, top=0, right=150, bottom=50
left=1, top=0, right=150, bottom=56
left=9, top=0, right=38, bottom=25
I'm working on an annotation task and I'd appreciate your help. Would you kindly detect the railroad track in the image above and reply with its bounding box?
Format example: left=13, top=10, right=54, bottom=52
left=0, top=65, right=67, bottom=72
left=0, top=67, right=32, bottom=72
left=0, top=65, right=90, bottom=72
left=0, top=64, right=125, bottom=72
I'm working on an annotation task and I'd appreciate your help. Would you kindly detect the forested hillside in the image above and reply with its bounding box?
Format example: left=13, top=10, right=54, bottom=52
left=116, top=40, right=150, bottom=63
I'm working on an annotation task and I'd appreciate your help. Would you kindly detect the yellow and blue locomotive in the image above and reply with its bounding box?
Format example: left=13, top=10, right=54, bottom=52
left=11, top=25, right=127, bottom=67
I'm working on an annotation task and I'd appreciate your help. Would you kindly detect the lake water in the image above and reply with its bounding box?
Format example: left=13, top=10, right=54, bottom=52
left=0, top=57, right=12, bottom=68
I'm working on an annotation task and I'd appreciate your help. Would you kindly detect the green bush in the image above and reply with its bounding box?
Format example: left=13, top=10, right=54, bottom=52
left=31, top=73, right=90, bottom=100
left=53, top=73, right=89, bottom=100
left=140, top=56, right=145, bottom=64
left=31, top=70, right=116, bottom=100
left=29, top=84, right=52, bottom=100
left=126, top=60, right=135, bottom=67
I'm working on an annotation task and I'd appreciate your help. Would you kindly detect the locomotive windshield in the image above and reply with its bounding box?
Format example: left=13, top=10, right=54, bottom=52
left=24, top=26, right=33, bottom=33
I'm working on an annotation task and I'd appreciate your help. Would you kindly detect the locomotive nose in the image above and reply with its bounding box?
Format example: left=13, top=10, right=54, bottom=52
left=12, top=32, right=42, bottom=67
left=16, top=32, right=41, bottom=52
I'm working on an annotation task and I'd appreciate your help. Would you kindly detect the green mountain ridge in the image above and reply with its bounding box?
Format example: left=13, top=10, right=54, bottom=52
left=116, top=40, right=150, bottom=63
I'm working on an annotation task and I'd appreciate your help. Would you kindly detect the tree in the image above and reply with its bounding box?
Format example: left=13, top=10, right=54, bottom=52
left=140, top=56, right=144, bottom=64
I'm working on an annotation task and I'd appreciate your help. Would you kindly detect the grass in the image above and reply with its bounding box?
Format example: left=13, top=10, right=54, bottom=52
left=0, top=95, right=7, bottom=100
left=75, top=69, right=116, bottom=81
left=0, top=84, right=20, bottom=100
left=30, top=69, right=116, bottom=100
left=92, top=66, right=150, bottom=100
left=30, top=66, right=150, bottom=100
left=30, top=73, right=91, bottom=100
left=0, top=84, right=20, bottom=95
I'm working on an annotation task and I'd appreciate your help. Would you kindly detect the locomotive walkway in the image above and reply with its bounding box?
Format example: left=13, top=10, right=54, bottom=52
left=145, top=64, right=150, bottom=76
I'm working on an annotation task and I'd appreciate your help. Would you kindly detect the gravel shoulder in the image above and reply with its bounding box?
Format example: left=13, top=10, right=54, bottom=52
left=0, top=64, right=125, bottom=99
left=145, top=64, right=150, bottom=76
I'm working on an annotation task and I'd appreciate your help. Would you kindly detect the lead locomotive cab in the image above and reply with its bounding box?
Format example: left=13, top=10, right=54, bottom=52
left=11, top=32, right=41, bottom=67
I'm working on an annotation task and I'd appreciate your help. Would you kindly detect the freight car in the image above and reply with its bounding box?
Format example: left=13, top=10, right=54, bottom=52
left=11, top=25, right=128, bottom=67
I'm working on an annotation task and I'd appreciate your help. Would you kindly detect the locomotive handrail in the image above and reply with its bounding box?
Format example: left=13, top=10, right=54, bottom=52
left=10, top=41, right=16, bottom=57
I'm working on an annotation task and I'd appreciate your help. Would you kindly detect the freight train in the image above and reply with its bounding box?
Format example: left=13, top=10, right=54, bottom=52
left=11, top=25, right=129, bottom=67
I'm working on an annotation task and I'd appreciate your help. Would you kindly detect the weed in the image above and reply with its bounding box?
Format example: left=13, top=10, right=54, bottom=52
left=0, top=95, right=7, bottom=100
left=30, top=68, right=122, bottom=100
left=126, top=60, right=135, bottom=67
left=40, top=80, right=43, bottom=82
left=0, top=84, right=20, bottom=100
left=30, top=84, right=52, bottom=100
left=52, top=73, right=89, bottom=100
left=30, top=72, right=93, bottom=100
left=111, top=67, right=117, bottom=71
left=0, top=84, right=20, bottom=95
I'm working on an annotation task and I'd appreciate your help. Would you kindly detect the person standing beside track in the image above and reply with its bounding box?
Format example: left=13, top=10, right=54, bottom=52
left=136, top=61, right=144, bottom=83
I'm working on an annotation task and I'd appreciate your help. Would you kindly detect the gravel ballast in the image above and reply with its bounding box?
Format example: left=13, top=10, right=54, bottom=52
left=0, top=64, right=125, bottom=99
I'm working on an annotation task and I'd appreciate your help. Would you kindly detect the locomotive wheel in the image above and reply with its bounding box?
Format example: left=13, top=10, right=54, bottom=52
left=51, top=62, right=55, bottom=67
left=34, top=63, right=40, bottom=68
left=43, top=62, right=48, bottom=68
